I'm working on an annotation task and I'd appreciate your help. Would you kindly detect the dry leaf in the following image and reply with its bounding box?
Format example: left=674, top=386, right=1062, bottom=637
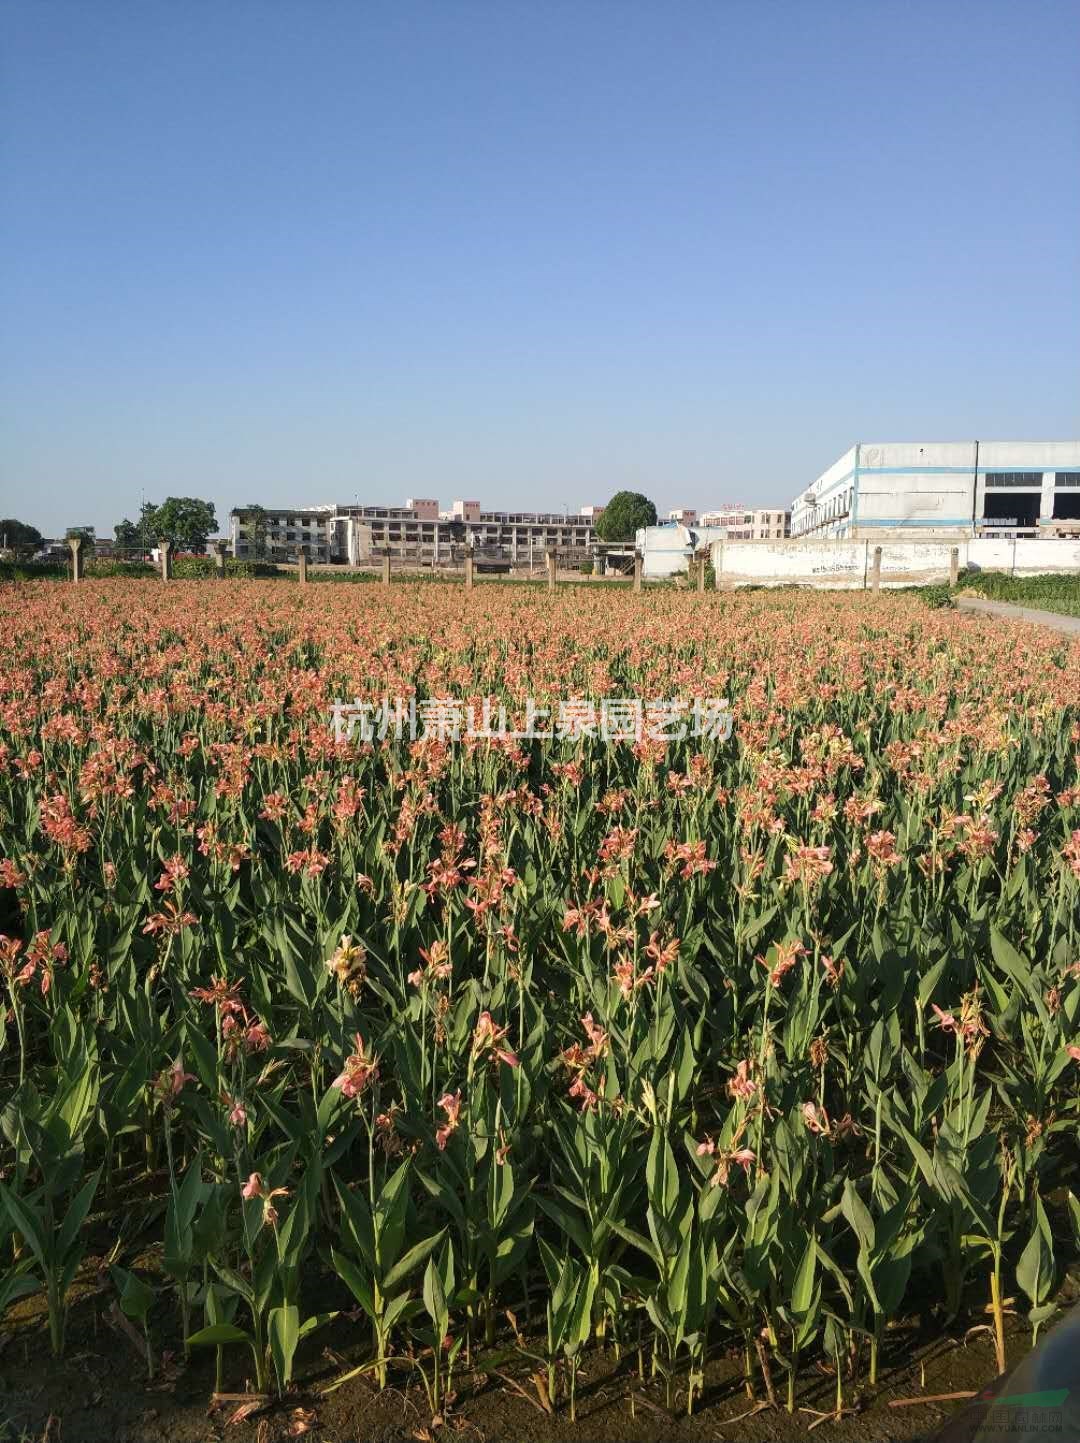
left=288, top=1407, right=318, bottom=1436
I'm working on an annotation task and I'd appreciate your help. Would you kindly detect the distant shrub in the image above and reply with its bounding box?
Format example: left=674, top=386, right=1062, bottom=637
left=309, top=569, right=378, bottom=583
left=0, top=561, right=67, bottom=581
left=86, top=559, right=156, bottom=578
left=919, top=583, right=954, bottom=609
left=171, top=556, right=279, bottom=579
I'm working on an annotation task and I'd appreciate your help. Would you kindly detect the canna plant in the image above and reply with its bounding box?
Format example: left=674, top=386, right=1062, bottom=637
left=0, top=1166, right=100, bottom=1358
left=187, top=1159, right=332, bottom=1395
left=536, top=1238, right=597, bottom=1421
left=331, top=1159, right=446, bottom=1387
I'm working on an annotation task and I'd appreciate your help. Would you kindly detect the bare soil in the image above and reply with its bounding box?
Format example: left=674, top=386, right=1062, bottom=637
left=6, top=1257, right=1073, bottom=1443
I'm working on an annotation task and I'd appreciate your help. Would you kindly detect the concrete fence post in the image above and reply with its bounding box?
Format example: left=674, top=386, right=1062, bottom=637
left=381, top=550, right=391, bottom=586
left=633, top=552, right=643, bottom=593
left=546, top=550, right=557, bottom=593
left=213, top=540, right=227, bottom=578
left=159, top=540, right=172, bottom=582
left=464, top=545, right=475, bottom=590
left=297, top=547, right=308, bottom=584
left=696, top=557, right=706, bottom=593
left=68, top=536, right=85, bottom=584
left=870, top=546, right=882, bottom=591
left=949, top=547, right=959, bottom=586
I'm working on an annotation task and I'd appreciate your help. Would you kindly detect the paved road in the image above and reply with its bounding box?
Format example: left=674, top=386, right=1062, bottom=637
left=956, top=595, right=1080, bottom=636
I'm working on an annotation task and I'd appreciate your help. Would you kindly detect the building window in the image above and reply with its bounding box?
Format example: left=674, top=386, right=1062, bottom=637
left=1055, top=472, right=1080, bottom=487
left=984, top=472, right=1042, bottom=488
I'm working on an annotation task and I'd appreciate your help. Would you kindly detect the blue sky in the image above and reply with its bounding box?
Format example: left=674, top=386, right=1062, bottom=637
left=4, top=0, right=1078, bottom=538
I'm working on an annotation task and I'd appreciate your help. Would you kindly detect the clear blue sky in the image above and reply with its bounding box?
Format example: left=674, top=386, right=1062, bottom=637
left=4, top=0, right=1078, bottom=538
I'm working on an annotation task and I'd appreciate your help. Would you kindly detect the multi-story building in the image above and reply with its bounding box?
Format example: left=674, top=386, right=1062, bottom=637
left=229, top=500, right=604, bottom=566
left=791, top=442, right=1080, bottom=540
left=229, top=505, right=344, bottom=562
left=698, top=506, right=790, bottom=540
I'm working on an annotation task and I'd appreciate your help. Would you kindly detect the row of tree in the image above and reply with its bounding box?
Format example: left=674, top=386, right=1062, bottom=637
left=4, top=491, right=657, bottom=562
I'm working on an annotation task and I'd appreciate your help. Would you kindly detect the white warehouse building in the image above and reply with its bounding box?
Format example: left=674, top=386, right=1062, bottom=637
left=791, top=441, right=1080, bottom=541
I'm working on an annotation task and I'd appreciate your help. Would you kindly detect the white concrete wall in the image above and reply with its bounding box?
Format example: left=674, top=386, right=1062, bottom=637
left=978, top=441, right=1080, bottom=469
left=853, top=442, right=975, bottom=534
left=710, top=537, right=1080, bottom=588
left=968, top=537, right=1080, bottom=573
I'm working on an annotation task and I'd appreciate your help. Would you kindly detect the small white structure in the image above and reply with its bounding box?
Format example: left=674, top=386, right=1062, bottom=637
left=637, top=522, right=729, bottom=578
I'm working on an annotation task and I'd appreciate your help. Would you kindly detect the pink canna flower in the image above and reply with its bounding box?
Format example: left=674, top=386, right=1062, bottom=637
left=580, top=1012, right=608, bottom=1059
left=644, top=932, right=680, bottom=971
left=568, top=1073, right=601, bottom=1111
left=727, top=1059, right=759, bottom=1103
left=241, top=1171, right=289, bottom=1227
left=784, top=844, right=834, bottom=887
left=435, top=1089, right=462, bottom=1150
left=1066, top=1045, right=1080, bottom=1063
left=241, top=1171, right=264, bottom=1200
left=472, top=1010, right=519, bottom=1068
left=409, top=941, right=452, bottom=989
left=700, top=1140, right=757, bottom=1187
left=801, top=1101, right=830, bottom=1135
left=155, top=1056, right=196, bottom=1106
left=820, top=954, right=845, bottom=988
left=225, top=1094, right=248, bottom=1128
left=866, top=830, right=902, bottom=868
left=931, top=1003, right=958, bottom=1034
left=326, top=935, right=367, bottom=996
left=758, top=939, right=806, bottom=988
left=332, top=1033, right=380, bottom=1098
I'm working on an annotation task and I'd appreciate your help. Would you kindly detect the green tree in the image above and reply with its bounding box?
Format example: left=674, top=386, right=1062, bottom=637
left=241, top=505, right=268, bottom=560
left=0, top=519, right=43, bottom=550
left=114, top=518, right=141, bottom=551
left=149, top=497, right=218, bottom=552
left=137, top=502, right=160, bottom=550
left=594, top=491, right=657, bottom=542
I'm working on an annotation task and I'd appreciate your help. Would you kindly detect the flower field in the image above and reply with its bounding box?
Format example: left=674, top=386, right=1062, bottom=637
left=1, top=578, right=1079, bottom=1433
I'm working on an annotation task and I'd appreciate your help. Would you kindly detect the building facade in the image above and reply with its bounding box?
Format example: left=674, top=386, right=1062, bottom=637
left=791, top=442, right=1080, bottom=541
left=698, top=506, right=790, bottom=540
left=229, top=500, right=603, bottom=566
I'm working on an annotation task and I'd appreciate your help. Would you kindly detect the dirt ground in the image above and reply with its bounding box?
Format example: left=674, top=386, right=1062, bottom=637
left=5, top=1258, right=1073, bottom=1443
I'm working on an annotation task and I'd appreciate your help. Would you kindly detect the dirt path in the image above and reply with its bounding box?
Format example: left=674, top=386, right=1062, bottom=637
left=957, top=595, right=1080, bottom=634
